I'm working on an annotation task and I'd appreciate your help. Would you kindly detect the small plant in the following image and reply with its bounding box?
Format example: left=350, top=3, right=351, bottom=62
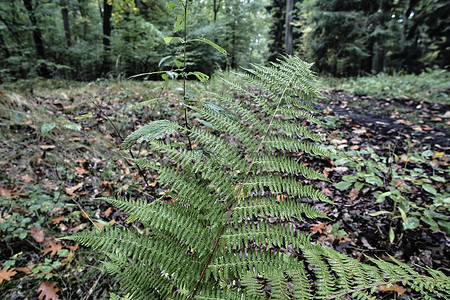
left=334, top=147, right=449, bottom=242
left=0, top=187, right=64, bottom=242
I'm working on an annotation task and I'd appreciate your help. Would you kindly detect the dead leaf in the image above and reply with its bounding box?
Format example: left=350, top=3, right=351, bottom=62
left=51, top=216, right=64, bottom=224
left=21, top=174, right=34, bottom=183
left=15, top=265, right=34, bottom=274
left=29, top=225, right=45, bottom=243
left=0, top=188, right=12, bottom=197
left=348, top=188, right=359, bottom=201
left=0, top=268, right=17, bottom=284
left=42, top=238, right=63, bottom=256
left=37, top=281, right=60, bottom=300
left=311, top=222, right=328, bottom=234
left=65, top=182, right=83, bottom=196
left=149, top=180, right=158, bottom=187
left=75, top=167, right=89, bottom=175
left=103, top=207, right=113, bottom=218
left=378, top=284, right=406, bottom=296
left=65, top=243, right=79, bottom=252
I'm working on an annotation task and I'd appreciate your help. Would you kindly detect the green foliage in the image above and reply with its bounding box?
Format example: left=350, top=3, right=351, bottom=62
left=333, top=147, right=450, bottom=239
left=0, top=187, right=64, bottom=242
left=66, top=56, right=450, bottom=299
left=330, top=69, right=450, bottom=104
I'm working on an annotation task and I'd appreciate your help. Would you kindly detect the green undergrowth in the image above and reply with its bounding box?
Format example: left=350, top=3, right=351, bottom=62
left=323, top=69, right=449, bottom=104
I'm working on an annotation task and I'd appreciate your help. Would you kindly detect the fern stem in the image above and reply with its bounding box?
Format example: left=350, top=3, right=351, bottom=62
left=183, top=0, right=193, bottom=151
left=189, top=74, right=294, bottom=299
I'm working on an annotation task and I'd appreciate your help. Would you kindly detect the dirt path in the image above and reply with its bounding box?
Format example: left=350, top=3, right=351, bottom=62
left=323, top=89, right=450, bottom=150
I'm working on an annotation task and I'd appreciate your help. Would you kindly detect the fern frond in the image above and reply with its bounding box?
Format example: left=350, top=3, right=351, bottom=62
left=121, top=120, right=181, bottom=150
left=72, top=56, right=450, bottom=300
left=232, top=197, right=328, bottom=223
left=264, top=135, right=329, bottom=156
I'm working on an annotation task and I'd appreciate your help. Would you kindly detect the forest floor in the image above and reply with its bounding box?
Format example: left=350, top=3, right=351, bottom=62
left=0, top=78, right=449, bottom=299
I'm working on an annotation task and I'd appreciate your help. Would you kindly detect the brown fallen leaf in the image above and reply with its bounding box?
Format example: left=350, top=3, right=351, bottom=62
left=29, top=225, right=45, bottom=243
left=75, top=167, right=89, bottom=175
left=0, top=268, right=17, bottom=284
left=348, top=188, right=359, bottom=201
left=378, top=284, right=406, bottom=296
left=15, top=265, right=34, bottom=274
left=37, top=281, right=60, bottom=300
left=64, top=182, right=83, bottom=196
left=65, top=243, right=79, bottom=252
left=51, top=216, right=64, bottom=224
left=42, top=238, right=63, bottom=257
left=311, top=222, right=328, bottom=234
left=103, top=207, right=113, bottom=218
left=21, top=174, right=34, bottom=183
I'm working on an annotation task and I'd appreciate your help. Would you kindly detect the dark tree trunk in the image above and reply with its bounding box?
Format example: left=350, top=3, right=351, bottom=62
left=22, top=0, right=45, bottom=58
left=231, top=20, right=236, bottom=69
left=0, top=31, right=10, bottom=57
left=285, top=0, right=293, bottom=55
left=102, top=0, right=112, bottom=75
left=22, top=0, right=49, bottom=77
left=61, top=6, right=71, bottom=47
left=267, top=0, right=285, bottom=62
left=213, top=0, right=220, bottom=22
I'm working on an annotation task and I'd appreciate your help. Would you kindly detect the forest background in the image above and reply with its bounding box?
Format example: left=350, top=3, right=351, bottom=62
left=1, top=0, right=449, bottom=82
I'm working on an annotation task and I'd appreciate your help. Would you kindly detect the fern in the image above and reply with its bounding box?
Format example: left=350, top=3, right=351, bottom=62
left=65, top=56, right=450, bottom=299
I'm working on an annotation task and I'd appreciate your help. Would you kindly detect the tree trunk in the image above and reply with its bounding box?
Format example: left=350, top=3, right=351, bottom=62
left=61, top=5, right=71, bottom=47
left=102, top=0, right=112, bottom=75
left=22, top=0, right=45, bottom=58
left=22, top=0, right=49, bottom=77
left=0, top=31, right=10, bottom=57
left=285, top=0, right=293, bottom=55
left=213, top=0, right=220, bottom=22
left=231, top=20, right=236, bottom=69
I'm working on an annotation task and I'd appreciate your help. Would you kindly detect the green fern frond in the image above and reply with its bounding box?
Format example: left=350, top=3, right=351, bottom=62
left=232, top=197, right=328, bottom=223
left=71, top=56, right=450, bottom=299
left=121, top=120, right=181, bottom=150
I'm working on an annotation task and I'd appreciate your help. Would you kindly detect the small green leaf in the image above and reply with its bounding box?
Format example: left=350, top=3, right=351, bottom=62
left=403, top=217, right=420, bottom=230
left=174, top=15, right=184, bottom=33
left=365, top=175, right=383, bottom=187
left=127, top=98, right=165, bottom=111
left=197, top=37, right=227, bottom=55
left=369, top=210, right=392, bottom=217
left=438, top=220, right=450, bottom=234
left=398, top=207, right=407, bottom=223
left=41, top=122, right=56, bottom=137
left=166, top=1, right=177, bottom=13
left=75, top=113, right=92, bottom=120
left=354, top=181, right=364, bottom=191
left=57, top=249, right=69, bottom=257
left=187, top=71, right=209, bottom=82
left=389, top=227, right=395, bottom=243
left=158, top=55, right=172, bottom=67
left=421, top=150, right=434, bottom=157
left=422, top=184, right=437, bottom=195
left=342, top=175, right=358, bottom=182
left=164, top=36, right=183, bottom=44
left=430, top=175, right=446, bottom=182
left=335, top=181, right=352, bottom=190
left=63, top=122, right=81, bottom=131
